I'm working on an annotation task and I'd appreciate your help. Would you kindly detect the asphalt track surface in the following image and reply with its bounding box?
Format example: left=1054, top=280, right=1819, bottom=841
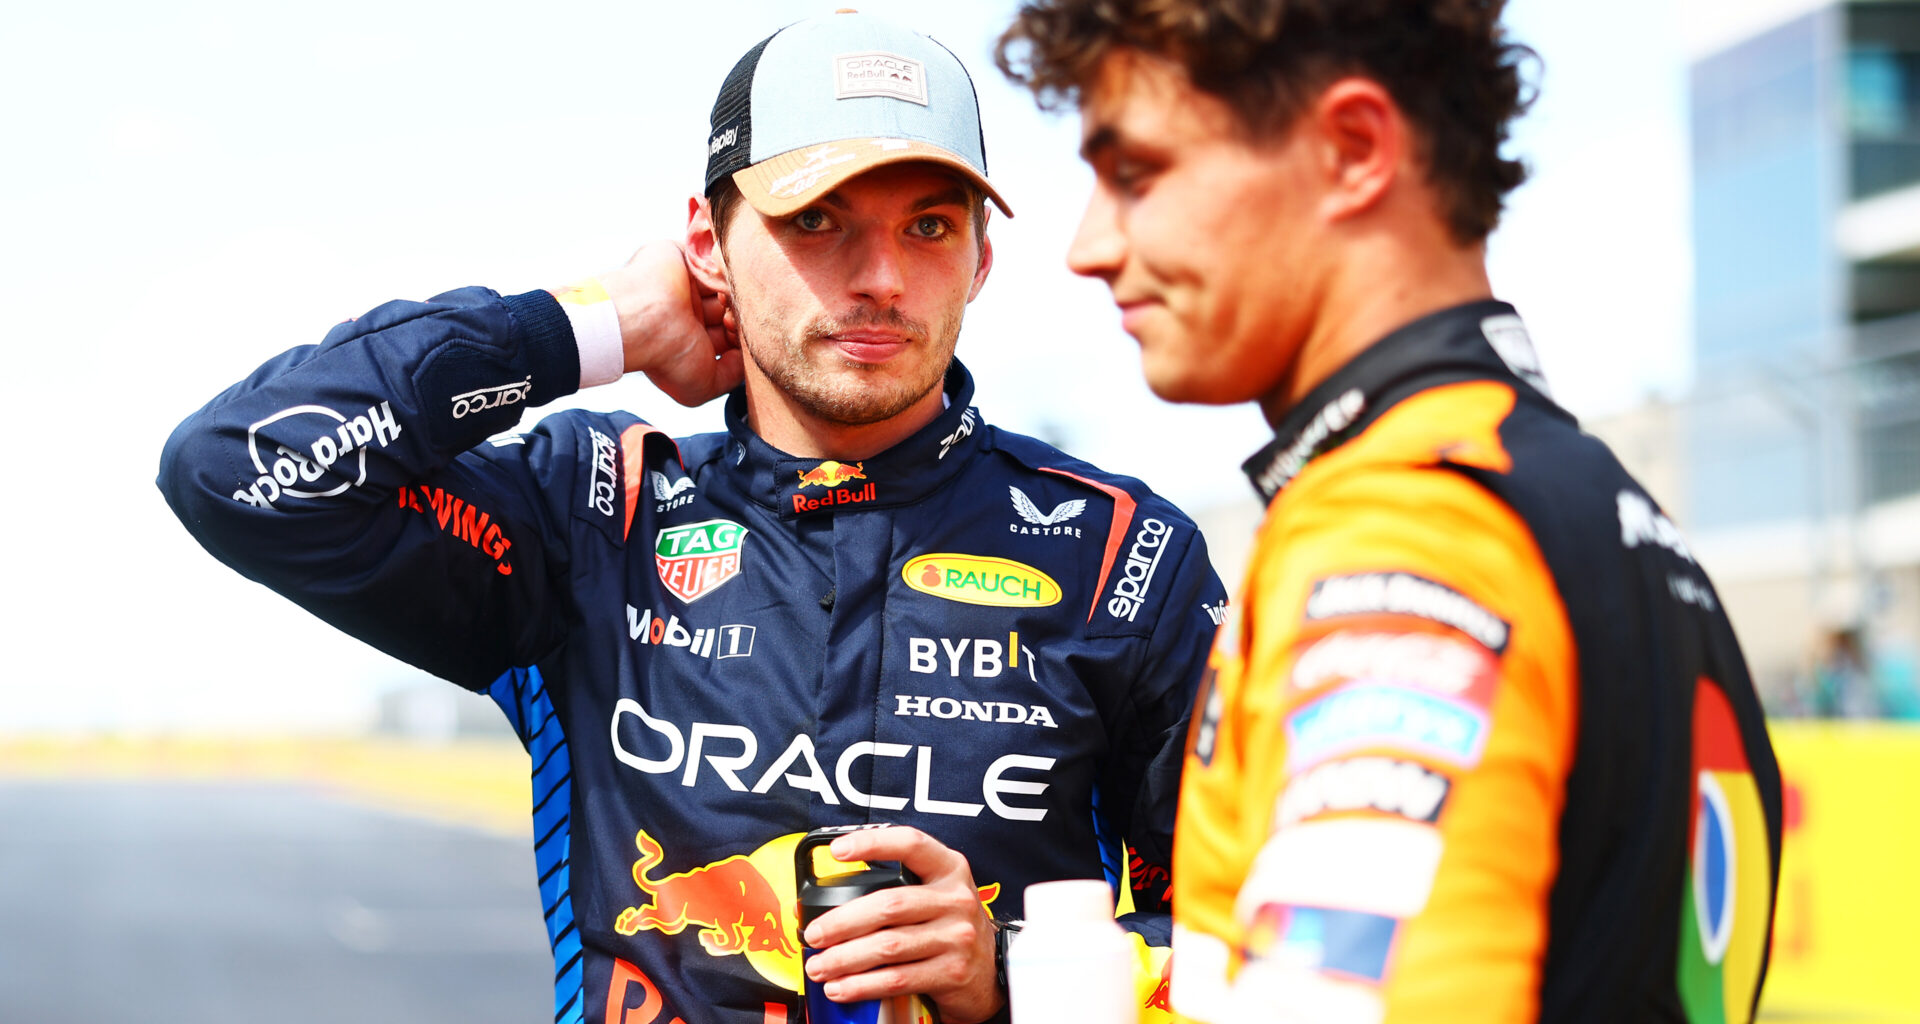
left=0, top=780, right=552, bottom=1024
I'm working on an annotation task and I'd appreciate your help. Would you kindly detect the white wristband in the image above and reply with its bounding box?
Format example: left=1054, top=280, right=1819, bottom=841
left=554, top=278, right=625, bottom=389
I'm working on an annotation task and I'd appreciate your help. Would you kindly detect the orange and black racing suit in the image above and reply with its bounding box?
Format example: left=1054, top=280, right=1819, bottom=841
left=1170, top=300, right=1783, bottom=1024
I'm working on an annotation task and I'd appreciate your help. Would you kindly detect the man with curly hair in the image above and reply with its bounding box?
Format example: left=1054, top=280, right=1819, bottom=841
left=998, top=2, right=1783, bottom=1021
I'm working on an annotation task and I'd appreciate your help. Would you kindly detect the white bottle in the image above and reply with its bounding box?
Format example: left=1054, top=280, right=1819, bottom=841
left=1007, top=879, right=1139, bottom=1024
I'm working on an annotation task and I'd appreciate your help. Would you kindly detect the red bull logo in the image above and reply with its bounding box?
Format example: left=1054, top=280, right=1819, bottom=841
left=791, top=461, right=878, bottom=514
left=791, top=481, right=878, bottom=514
left=614, top=830, right=1003, bottom=995
left=796, top=461, right=867, bottom=488
left=617, top=830, right=796, bottom=957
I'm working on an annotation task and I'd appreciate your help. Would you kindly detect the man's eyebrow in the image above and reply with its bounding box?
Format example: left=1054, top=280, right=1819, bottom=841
left=808, top=184, right=969, bottom=215
left=1080, top=125, right=1117, bottom=163
left=909, top=187, right=971, bottom=213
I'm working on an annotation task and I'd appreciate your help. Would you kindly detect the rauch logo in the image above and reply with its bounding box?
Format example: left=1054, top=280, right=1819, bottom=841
left=901, top=554, right=1061, bottom=608
left=655, top=519, right=748, bottom=603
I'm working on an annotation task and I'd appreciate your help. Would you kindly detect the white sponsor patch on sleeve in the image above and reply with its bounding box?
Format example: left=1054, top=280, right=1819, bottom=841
left=1305, top=572, right=1510, bottom=653
left=1236, top=818, right=1443, bottom=921
left=1227, top=961, right=1385, bottom=1024
left=1284, top=684, right=1489, bottom=770
left=1289, top=631, right=1496, bottom=700
left=1274, top=756, right=1452, bottom=827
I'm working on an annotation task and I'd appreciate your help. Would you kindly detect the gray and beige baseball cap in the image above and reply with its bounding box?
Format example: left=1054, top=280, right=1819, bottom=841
left=703, top=11, right=1013, bottom=218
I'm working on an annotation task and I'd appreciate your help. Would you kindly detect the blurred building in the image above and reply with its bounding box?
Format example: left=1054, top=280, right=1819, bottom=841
left=1687, top=0, right=1920, bottom=711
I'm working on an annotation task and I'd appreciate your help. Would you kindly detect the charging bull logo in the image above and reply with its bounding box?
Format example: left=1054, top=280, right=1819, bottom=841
left=796, top=461, right=866, bottom=488
left=614, top=830, right=1005, bottom=995
left=616, top=830, right=797, bottom=957
left=790, top=461, right=879, bottom=514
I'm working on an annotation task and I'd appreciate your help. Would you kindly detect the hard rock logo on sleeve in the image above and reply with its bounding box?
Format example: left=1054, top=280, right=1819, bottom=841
left=235, top=402, right=402, bottom=508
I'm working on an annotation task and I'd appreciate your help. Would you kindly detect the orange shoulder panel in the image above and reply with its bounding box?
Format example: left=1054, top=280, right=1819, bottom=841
left=1172, top=382, right=1578, bottom=1024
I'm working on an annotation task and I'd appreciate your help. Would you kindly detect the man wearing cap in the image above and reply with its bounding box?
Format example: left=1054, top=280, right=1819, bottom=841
left=158, top=12, right=1223, bottom=1024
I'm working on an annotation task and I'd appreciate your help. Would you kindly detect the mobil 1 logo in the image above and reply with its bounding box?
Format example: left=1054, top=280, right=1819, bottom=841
left=627, top=605, right=756, bottom=660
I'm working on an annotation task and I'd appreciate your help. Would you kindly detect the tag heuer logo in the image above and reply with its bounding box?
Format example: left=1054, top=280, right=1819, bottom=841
left=655, top=519, right=748, bottom=602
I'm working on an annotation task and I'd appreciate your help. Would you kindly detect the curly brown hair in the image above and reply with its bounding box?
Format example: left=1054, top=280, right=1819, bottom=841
left=996, top=0, right=1536, bottom=244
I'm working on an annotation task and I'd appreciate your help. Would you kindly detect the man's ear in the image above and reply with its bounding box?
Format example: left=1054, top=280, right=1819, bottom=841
left=685, top=194, right=731, bottom=292
left=1311, top=77, right=1404, bottom=225
left=967, top=213, right=994, bottom=303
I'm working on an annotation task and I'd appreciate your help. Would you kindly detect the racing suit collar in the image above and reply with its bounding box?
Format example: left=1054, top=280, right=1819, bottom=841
left=1242, top=299, right=1559, bottom=503
left=723, top=360, right=987, bottom=518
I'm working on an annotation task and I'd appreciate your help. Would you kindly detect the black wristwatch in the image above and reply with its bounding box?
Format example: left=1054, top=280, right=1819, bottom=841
left=991, top=918, right=1024, bottom=996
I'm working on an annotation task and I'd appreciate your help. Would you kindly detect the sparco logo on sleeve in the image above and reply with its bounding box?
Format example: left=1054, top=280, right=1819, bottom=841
left=586, top=427, right=619, bottom=519
left=1106, top=518, right=1172, bottom=622
left=234, top=401, right=402, bottom=508
left=450, top=377, right=531, bottom=420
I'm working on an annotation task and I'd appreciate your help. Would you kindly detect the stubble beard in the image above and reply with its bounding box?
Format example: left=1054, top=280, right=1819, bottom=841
left=738, top=300, right=960, bottom=427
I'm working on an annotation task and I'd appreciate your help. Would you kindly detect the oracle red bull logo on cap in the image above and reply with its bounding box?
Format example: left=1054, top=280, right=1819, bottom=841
left=655, top=519, right=747, bottom=602
left=902, top=554, right=1061, bottom=608
left=614, top=829, right=1002, bottom=995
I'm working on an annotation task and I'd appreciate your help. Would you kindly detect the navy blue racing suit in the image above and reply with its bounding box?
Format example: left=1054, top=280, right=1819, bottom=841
left=156, top=286, right=1226, bottom=1024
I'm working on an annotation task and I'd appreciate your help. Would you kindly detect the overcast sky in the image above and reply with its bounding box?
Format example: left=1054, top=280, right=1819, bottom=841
left=0, top=0, right=1803, bottom=732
